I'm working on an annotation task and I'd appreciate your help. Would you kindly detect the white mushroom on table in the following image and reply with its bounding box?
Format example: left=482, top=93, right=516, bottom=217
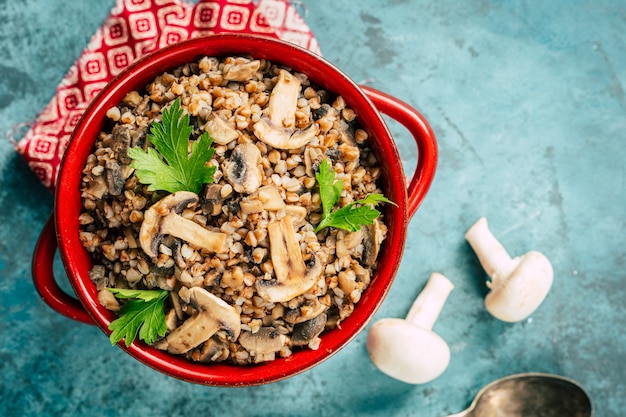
left=465, top=217, right=554, bottom=322
left=367, top=272, right=455, bottom=384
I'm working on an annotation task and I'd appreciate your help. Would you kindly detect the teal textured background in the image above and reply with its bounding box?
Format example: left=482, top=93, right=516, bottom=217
left=1, top=1, right=624, bottom=416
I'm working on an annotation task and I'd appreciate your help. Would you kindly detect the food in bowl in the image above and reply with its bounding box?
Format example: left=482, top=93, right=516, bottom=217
left=78, top=55, right=394, bottom=365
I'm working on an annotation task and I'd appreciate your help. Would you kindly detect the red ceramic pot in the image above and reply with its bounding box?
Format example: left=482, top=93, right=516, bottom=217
left=32, top=34, right=437, bottom=386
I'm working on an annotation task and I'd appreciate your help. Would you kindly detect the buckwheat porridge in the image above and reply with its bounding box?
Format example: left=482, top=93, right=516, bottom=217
left=78, top=55, right=391, bottom=365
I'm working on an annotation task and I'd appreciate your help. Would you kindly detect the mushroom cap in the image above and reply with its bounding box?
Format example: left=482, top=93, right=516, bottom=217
left=284, top=297, right=327, bottom=324
left=251, top=68, right=319, bottom=150
left=485, top=250, right=553, bottom=322
left=204, top=114, right=239, bottom=145
left=239, top=327, right=287, bottom=356
left=366, top=318, right=450, bottom=384
left=362, top=220, right=383, bottom=267
left=291, top=313, right=327, bottom=347
left=224, top=143, right=264, bottom=194
left=252, top=117, right=318, bottom=150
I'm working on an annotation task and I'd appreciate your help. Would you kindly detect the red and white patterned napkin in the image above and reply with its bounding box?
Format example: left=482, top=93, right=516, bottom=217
left=13, top=0, right=320, bottom=192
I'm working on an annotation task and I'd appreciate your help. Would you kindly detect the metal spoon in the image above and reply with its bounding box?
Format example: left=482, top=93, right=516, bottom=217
left=445, top=373, right=593, bottom=417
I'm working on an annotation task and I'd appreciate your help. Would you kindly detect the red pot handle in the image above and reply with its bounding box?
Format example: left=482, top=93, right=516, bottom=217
left=32, top=215, right=94, bottom=324
left=361, top=86, right=437, bottom=219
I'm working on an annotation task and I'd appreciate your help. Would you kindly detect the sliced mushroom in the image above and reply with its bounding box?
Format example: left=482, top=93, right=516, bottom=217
left=200, top=183, right=225, bottom=216
left=105, top=159, right=125, bottom=196
left=363, top=219, right=384, bottom=267
left=170, top=290, right=184, bottom=320
left=97, top=289, right=120, bottom=312
left=252, top=69, right=319, bottom=150
left=171, top=240, right=186, bottom=269
left=291, top=313, right=327, bottom=347
left=254, top=119, right=318, bottom=150
left=85, top=175, right=107, bottom=199
left=239, top=327, right=287, bottom=356
left=337, top=270, right=358, bottom=296
left=335, top=228, right=364, bottom=259
left=192, top=336, right=230, bottom=362
left=164, top=287, right=241, bottom=355
left=352, top=261, right=371, bottom=286
left=111, top=124, right=133, bottom=164
left=267, top=69, right=300, bottom=128
left=256, top=215, right=324, bottom=303
left=224, top=143, right=264, bottom=194
left=204, top=114, right=239, bottom=145
left=239, top=197, right=264, bottom=215
left=139, top=191, right=228, bottom=259
left=258, top=184, right=285, bottom=211
left=222, top=58, right=261, bottom=82
left=304, top=146, right=325, bottom=177
left=164, top=308, right=178, bottom=331
left=324, top=305, right=341, bottom=329
left=337, top=119, right=357, bottom=145
left=284, top=297, right=327, bottom=324
left=285, top=205, right=307, bottom=223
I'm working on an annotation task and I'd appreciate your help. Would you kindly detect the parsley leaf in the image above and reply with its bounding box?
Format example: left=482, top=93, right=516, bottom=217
left=107, top=288, right=168, bottom=348
left=127, top=97, right=216, bottom=194
left=314, top=159, right=396, bottom=233
left=316, top=157, right=344, bottom=220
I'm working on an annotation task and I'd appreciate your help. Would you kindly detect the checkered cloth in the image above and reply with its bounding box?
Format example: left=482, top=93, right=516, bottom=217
left=12, top=0, right=319, bottom=191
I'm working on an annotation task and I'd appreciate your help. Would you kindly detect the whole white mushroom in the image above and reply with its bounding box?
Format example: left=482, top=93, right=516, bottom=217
left=366, top=272, right=454, bottom=384
left=465, top=217, right=553, bottom=322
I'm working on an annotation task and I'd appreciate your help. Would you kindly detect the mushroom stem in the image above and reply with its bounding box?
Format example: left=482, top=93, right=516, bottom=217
left=164, top=287, right=241, bottom=355
left=160, top=212, right=227, bottom=254
left=255, top=215, right=323, bottom=302
left=405, top=272, right=455, bottom=330
left=464, top=217, right=516, bottom=282
left=267, top=69, right=300, bottom=127
left=139, top=192, right=229, bottom=258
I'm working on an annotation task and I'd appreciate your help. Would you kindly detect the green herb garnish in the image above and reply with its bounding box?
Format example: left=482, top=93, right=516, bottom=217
left=107, top=288, right=168, bottom=347
left=127, top=97, right=216, bottom=194
left=314, top=158, right=396, bottom=233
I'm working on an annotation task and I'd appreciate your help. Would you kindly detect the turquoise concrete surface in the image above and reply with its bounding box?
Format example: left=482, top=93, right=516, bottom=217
left=1, top=1, right=624, bottom=416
